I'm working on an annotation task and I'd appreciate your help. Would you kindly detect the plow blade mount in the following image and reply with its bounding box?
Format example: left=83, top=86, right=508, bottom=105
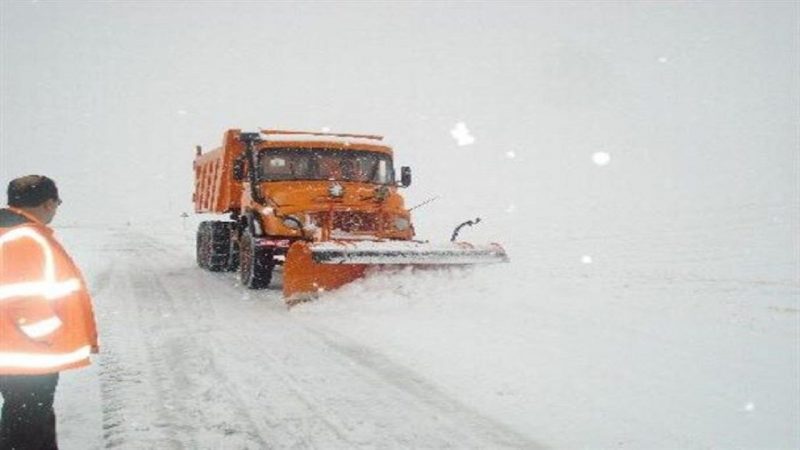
left=283, top=240, right=509, bottom=304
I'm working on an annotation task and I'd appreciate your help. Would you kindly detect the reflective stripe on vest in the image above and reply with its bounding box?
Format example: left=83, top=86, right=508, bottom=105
left=0, top=345, right=91, bottom=370
left=19, top=316, right=63, bottom=339
left=0, top=226, right=83, bottom=301
left=0, top=278, right=82, bottom=301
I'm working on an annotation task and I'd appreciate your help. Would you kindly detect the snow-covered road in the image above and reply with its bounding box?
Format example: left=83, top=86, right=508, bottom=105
left=54, top=228, right=537, bottom=449
left=15, top=209, right=798, bottom=448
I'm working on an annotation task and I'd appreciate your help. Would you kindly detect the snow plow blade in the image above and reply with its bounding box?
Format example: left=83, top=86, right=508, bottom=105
left=283, top=240, right=508, bottom=304
left=310, top=240, right=509, bottom=265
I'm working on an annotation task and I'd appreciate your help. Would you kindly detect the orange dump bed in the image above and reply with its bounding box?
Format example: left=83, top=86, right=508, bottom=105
left=193, top=129, right=244, bottom=214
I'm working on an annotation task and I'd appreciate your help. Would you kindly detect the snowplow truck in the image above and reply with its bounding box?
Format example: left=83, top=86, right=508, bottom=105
left=193, top=129, right=508, bottom=304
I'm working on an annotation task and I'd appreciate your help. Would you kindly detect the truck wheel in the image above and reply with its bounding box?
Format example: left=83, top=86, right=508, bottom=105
left=197, top=221, right=234, bottom=272
left=240, top=231, right=273, bottom=289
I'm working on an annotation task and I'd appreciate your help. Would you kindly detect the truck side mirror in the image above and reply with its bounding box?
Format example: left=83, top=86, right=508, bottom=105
left=400, top=166, right=412, bottom=187
left=233, top=158, right=245, bottom=181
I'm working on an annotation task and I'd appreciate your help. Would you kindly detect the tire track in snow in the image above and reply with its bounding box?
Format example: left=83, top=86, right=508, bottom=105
left=94, top=236, right=181, bottom=449
left=135, top=237, right=353, bottom=447
left=88, top=254, right=122, bottom=445
left=94, top=232, right=269, bottom=448
left=125, top=239, right=271, bottom=448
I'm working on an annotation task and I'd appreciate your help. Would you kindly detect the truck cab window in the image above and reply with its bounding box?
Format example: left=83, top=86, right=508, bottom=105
left=261, top=156, right=292, bottom=179
left=259, top=148, right=393, bottom=184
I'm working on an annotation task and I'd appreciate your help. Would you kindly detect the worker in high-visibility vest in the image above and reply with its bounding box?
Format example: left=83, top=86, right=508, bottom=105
left=0, top=175, right=99, bottom=449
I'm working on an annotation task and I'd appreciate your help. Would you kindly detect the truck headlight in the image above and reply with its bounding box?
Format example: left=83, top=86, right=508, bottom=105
left=282, top=215, right=303, bottom=229
left=393, top=217, right=410, bottom=231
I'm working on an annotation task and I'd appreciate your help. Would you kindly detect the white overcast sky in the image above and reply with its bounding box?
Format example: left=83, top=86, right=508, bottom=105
left=1, top=1, right=797, bottom=239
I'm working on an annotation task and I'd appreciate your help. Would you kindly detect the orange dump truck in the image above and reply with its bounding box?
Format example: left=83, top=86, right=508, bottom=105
left=193, top=129, right=508, bottom=303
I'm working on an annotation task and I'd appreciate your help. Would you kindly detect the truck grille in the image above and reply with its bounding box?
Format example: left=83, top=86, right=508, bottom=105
left=311, top=211, right=379, bottom=233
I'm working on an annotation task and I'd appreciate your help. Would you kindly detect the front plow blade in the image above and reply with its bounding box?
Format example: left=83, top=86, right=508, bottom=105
left=310, top=240, right=509, bottom=265
left=283, top=240, right=508, bottom=304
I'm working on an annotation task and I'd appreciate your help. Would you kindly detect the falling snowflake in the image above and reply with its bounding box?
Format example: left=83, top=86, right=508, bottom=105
left=505, top=151, right=516, bottom=159
left=450, top=122, right=475, bottom=146
left=658, top=56, right=669, bottom=63
left=505, top=204, right=516, bottom=213
left=321, top=126, right=331, bottom=132
left=581, top=255, right=593, bottom=264
left=177, top=110, right=188, bottom=116
left=744, top=402, right=755, bottom=412
left=592, top=152, right=611, bottom=166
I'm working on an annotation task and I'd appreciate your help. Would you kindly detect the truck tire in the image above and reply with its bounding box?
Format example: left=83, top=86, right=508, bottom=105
left=196, top=221, right=235, bottom=272
left=239, top=230, right=273, bottom=289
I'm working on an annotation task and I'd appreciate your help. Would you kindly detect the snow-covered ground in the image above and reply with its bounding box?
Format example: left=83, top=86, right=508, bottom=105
left=40, top=197, right=797, bottom=449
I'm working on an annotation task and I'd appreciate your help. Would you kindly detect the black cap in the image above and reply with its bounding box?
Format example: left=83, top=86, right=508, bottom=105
left=7, top=175, right=60, bottom=207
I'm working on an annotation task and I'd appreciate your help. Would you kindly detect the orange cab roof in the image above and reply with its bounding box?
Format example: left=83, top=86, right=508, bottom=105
left=258, top=129, right=393, bottom=154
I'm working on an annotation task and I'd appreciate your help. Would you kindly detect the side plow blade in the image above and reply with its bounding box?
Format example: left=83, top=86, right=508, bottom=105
left=283, top=240, right=509, bottom=305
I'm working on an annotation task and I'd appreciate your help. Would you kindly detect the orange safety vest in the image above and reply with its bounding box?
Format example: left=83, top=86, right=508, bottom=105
left=0, top=208, right=98, bottom=375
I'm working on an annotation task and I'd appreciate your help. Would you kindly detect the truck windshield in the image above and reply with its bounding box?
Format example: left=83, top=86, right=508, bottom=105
left=258, top=148, right=394, bottom=184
